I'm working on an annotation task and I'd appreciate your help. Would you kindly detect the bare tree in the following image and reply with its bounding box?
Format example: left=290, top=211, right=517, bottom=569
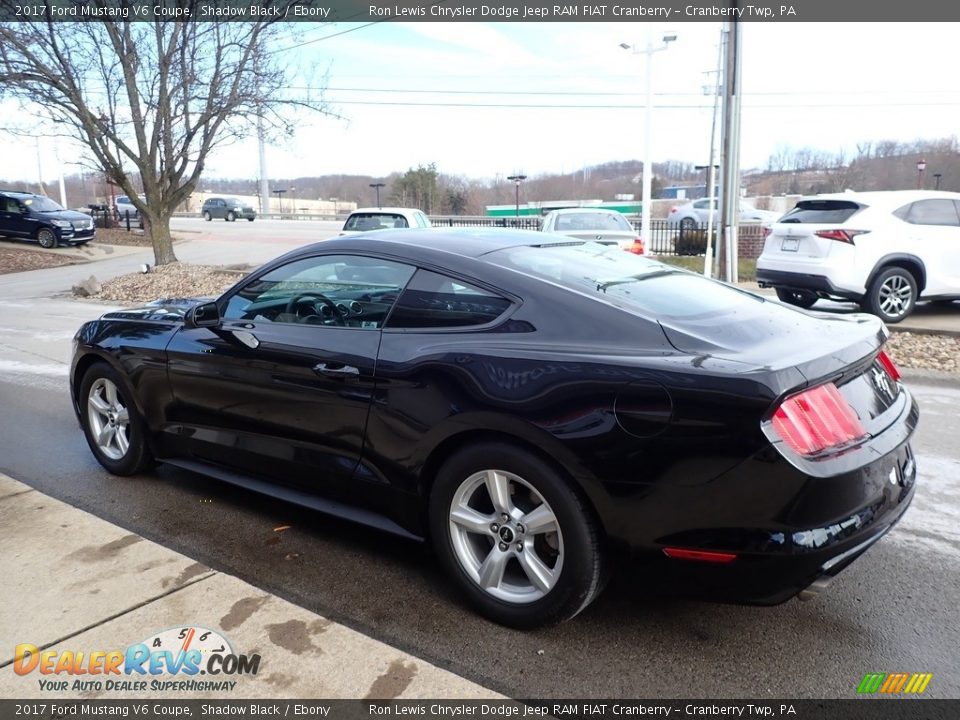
left=0, top=11, right=328, bottom=264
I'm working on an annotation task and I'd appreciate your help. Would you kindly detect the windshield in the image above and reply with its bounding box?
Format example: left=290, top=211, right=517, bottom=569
left=344, top=213, right=410, bottom=231
left=488, top=242, right=757, bottom=319
left=24, top=196, right=65, bottom=212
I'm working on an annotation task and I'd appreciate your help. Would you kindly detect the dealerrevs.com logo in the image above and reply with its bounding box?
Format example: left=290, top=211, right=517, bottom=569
left=14, top=626, right=260, bottom=693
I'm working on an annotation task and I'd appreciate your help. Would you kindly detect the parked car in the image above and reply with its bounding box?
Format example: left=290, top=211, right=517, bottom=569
left=114, top=194, right=144, bottom=220
left=202, top=197, right=257, bottom=222
left=757, top=190, right=960, bottom=322
left=339, top=207, right=431, bottom=236
left=70, top=230, right=917, bottom=627
left=668, top=198, right=781, bottom=229
left=540, top=208, right=644, bottom=253
left=0, top=190, right=96, bottom=248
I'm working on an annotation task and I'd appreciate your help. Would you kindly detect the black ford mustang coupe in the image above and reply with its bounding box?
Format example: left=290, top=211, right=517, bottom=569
left=71, top=230, right=918, bottom=627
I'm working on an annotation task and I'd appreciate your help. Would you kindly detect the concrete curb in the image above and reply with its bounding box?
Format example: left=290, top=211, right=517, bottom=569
left=0, top=474, right=501, bottom=701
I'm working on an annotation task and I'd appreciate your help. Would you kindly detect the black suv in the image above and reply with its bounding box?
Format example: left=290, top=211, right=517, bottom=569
left=0, top=190, right=96, bottom=248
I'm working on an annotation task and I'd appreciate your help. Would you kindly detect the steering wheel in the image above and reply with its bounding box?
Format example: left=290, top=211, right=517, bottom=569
left=284, top=292, right=344, bottom=326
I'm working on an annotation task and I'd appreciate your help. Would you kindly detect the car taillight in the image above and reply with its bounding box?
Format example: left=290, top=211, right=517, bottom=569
left=877, top=349, right=901, bottom=381
left=763, top=226, right=772, bottom=239
left=669, top=206, right=678, bottom=214
left=626, top=238, right=645, bottom=255
left=814, top=229, right=870, bottom=244
left=771, top=382, right=866, bottom=456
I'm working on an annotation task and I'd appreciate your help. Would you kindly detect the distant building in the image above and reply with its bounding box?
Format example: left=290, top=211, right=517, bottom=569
left=485, top=199, right=643, bottom=217
left=660, top=184, right=708, bottom=200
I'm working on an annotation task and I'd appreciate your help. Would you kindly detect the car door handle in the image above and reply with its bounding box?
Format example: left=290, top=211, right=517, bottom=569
left=313, top=362, right=359, bottom=378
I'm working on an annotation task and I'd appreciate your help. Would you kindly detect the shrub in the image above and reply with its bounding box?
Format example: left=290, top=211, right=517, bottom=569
left=674, top=229, right=708, bottom=256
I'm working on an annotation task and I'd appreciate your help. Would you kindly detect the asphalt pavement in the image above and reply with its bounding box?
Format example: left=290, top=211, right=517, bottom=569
left=1, top=233, right=959, bottom=701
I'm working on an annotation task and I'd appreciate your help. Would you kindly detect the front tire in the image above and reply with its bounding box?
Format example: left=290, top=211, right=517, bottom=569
left=203, top=211, right=212, bottom=222
left=37, top=228, right=58, bottom=249
left=79, top=363, right=153, bottom=476
left=863, top=267, right=917, bottom=323
left=775, top=288, right=818, bottom=309
left=247, top=217, right=255, bottom=222
left=428, top=443, right=606, bottom=628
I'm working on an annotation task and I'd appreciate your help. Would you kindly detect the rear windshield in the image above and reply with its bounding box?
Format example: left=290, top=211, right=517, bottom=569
left=487, top=242, right=756, bottom=319
left=344, top=213, right=410, bottom=231
left=554, top=212, right=632, bottom=231
left=779, top=200, right=862, bottom=224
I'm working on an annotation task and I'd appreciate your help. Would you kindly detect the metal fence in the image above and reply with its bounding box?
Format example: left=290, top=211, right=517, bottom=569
left=429, top=215, right=543, bottom=230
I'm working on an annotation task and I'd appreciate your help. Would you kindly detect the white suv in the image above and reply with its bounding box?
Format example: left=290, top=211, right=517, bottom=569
left=756, top=190, right=960, bottom=323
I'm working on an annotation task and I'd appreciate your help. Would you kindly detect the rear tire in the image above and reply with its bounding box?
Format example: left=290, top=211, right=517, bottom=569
left=428, top=442, right=606, bottom=628
left=775, top=288, right=818, bottom=309
left=679, top=217, right=697, bottom=231
left=79, top=362, right=153, bottom=476
left=247, top=218, right=255, bottom=222
left=226, top=211, right=235, bottom=222
left=37, top=228, right=57, bottom=249
left=863, top=267, right=917, bottom=323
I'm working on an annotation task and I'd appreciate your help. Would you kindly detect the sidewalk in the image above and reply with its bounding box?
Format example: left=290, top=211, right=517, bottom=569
left=0, top=473, right=500, bottom=701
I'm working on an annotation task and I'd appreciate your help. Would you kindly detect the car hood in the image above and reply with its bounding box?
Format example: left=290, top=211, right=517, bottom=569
left=44, top=209, right=94, bottom=223
left=100, top=298, right=213, bottom=323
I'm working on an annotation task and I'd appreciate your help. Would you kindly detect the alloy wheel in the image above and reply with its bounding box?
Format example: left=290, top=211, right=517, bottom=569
left=448, top=469, right=564, bottom=604
left=87, top=377, right=131, bottom=460
left=878, top=275, right=913, bottom=318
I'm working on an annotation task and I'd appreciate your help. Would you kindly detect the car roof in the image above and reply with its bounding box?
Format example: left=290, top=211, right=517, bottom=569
left=798, top=189, right=960, bottom=207
left=294, top=227, right=568, bottom=260
left=0, top=190, right=38, bottom=198
left=545, top=207, right=622, bottom=215
left=349, top=207, right=423, bottom=215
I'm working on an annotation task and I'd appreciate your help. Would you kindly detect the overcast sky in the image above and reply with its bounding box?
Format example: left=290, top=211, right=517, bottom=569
left=6, top=21, right=960, bottom=186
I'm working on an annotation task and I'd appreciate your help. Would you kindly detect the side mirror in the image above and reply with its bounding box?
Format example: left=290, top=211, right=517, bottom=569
left=185, top=301, right=221, bottom=329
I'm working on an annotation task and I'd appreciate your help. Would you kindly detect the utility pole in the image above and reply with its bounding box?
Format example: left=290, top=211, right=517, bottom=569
left=257, top=114, right=269, bottom=215
left=718, top=18, right=743, bottom=283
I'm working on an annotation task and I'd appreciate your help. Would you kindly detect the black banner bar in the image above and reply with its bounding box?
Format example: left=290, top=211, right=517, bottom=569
left=0, top=700, right=957, bottom=720
left=0, top=0, right=959, bottom=23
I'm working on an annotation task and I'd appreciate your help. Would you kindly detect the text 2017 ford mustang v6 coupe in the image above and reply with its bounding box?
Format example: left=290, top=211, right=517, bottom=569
left=71, top=229, right=918, bottom=627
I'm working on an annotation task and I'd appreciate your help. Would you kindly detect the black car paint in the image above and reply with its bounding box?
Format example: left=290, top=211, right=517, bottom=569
left=0, top=190, right=96, bottom=245
left=70, top=230, right=918, bottom=604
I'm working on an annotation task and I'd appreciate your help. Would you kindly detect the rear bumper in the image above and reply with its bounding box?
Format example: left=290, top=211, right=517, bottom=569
left=756, top=268, right=863, bottom=301
left=620, top=389, right=919, bottom=604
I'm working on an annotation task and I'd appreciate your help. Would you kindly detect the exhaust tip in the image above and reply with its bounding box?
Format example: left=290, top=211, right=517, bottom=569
left=797, top=577, right=833, bottom=602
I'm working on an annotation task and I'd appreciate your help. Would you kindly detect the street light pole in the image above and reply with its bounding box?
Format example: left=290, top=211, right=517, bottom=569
left=369, top=182, right=385, bottom=208
left=621, top=31, right=677, bottom=252
left=507, top=174, right=527, bottom=220
left=916, top=159, right=926, bottom=189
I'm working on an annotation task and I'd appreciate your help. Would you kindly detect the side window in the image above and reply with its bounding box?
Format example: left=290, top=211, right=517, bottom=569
left=386, top=270, right=512, bottom=329
left=222, top=255, right=415, bottom=329
left=895, top=200, right=960, bottom=226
